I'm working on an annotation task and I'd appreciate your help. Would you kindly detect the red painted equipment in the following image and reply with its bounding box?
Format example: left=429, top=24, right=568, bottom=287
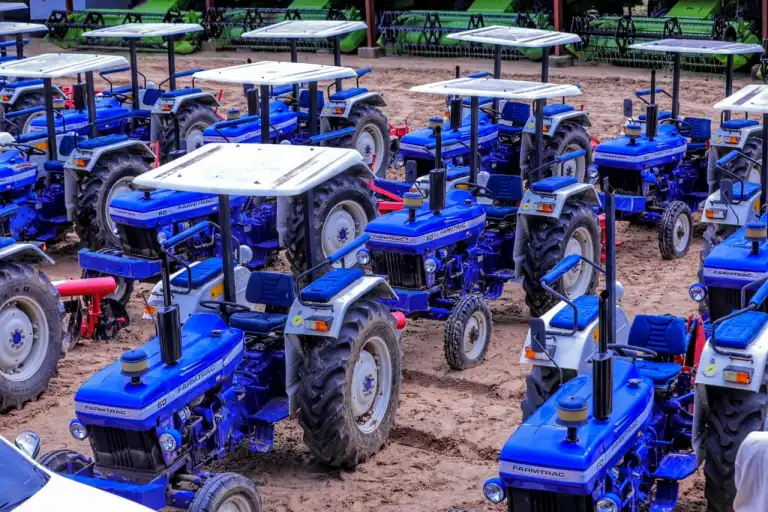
left=55, top=276, right=128, bottom=347
left=391, top=311, right=407, bottom=330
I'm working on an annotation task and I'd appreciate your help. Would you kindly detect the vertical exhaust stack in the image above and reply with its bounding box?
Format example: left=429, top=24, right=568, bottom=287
left=158, top=250, right=182, bottom=366
left=429, top=168, right=446, bottom=215
left=646, top=69, right=658, bottom=142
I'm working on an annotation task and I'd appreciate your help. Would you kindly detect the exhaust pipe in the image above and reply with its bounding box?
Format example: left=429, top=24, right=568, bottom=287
left=429, top=168, right=446, bottom=215
left=593, top=290, right=613, bottom=421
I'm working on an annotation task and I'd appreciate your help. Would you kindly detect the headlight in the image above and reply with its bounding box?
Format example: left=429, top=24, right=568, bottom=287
left=424, top=258, right=438, bottom=274
left=69, top=419, right=88, bottom=441
left=689, top=283, right=707, bottom=303
left=595, top=496, right=620, bottom=512
left=483, top=478, right=505, bottom=504
left=356, top=249, right=371, bottom=265
left=157, top=231, right=168, bottom=244
left=158, top=430, right=181, bottom=452
left=393, top=153, right=404, bottom=168
left=588, top=164, right=599, bottom=179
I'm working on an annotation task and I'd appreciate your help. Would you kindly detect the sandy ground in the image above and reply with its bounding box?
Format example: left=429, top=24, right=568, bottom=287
left=0, top=39, right=745, bottom=511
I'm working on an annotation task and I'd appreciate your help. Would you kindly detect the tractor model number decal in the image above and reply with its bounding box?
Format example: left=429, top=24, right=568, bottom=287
left=0, top=169, right=35, bottom=185
left=703, top=267, right=768, bottom=281
left=368, top=215, right=486, bottom=245
left=595, top=146, right=685, bottom=163
left=109, top=196, right=219, bottom=221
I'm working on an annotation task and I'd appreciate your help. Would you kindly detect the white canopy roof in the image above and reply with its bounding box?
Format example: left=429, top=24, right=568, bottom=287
left=0, top=53, right=129, bottom=78
left=629, top=39, right=764, bottom=55
left=242, top=20, right=367, bottom=39
left=194, top=61, right=356, bottom=86
left=448, top=26, right=581, bottom=48
left=714, top=85, right=768, bottom=114
left=0, top=22, right=48, bottom=36
left=134, top=144, right=367, bottom=197
left=411, top=76, right=581, bottom=100
left=0, top=3, right=27, bottom=12
left=83, top=23, right=203, bottom=39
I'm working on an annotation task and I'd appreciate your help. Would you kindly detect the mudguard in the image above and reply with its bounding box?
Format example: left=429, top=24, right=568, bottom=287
left=0, top=242, right=54, bottom=264
left=0, top=83, right=65, bottom=107
left=518, top=303, right=630, bottom=372
left=699, top=188, right=761, bottom=229
left=150, top=91, right=220, bottom=116
left=322, top=91, right=387, bottom=119
left=65, top=139, right=156, bottom=173
left=522, top=110, right=591, bottom=138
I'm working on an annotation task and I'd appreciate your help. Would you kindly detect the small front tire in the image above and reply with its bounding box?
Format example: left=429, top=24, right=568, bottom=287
left=658, top=200, right=693, bottom=260
left=37, top=449, right=89, bottom=473
left=189, top=473, right=263, bottom=512
left=444, top=294, right=492, bottom=370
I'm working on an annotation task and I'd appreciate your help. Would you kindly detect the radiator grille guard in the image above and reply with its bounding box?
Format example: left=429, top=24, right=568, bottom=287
left=371, top=251, right=425, bottom=289
left=88, top=425, right=165, bottom=472
left=508, top=488, right=593, bottom=512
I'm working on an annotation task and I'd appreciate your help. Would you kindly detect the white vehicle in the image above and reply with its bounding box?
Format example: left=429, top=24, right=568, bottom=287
left=3, top=433, right=152, bottom=512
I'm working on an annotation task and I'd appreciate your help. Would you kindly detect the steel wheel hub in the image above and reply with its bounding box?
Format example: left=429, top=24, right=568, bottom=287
left=563, top=226, right=594, bottom=297
left=674, top=215, right=691, bottom=252
left=321, top=200, right=368, bottom=266
left=219, top=495, right=253, bottom=512
left=106, top=177, right=135, bottom=238
left=463, top=311, right=487, bottom=359
left=355, top=124, right=385, bottom=174
left=352, top=335, right=393, bottom=434
left=184, top=121, right=208, bottom=152
left=352, top=350, right=378, bottom=417
left=559, top=143, right=586, bottom=183
left=0, top=299, right=45, bottom=382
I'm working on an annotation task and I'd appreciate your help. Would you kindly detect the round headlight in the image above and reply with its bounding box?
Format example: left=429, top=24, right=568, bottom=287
left=689, top=283, right=707, bottom=303
left=483, top=478, right=505, bottom=504
left=356, top=249, right=371, bottom=266
left=595, top=496, right=620, bottom=512
left=157, top=231, right=168, bottom=244
left=393, top=154, right=405, bottom=168
left=424, top=258, right=438, bottom=274
left=69, top=419, right=88, bottom=441
left=158, top=431, right=179, bottom=453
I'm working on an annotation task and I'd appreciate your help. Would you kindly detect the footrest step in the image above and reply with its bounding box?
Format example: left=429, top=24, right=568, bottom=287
left=652, top=453, right=697, bottom=481
left=253, top=397, right=289, bottom=423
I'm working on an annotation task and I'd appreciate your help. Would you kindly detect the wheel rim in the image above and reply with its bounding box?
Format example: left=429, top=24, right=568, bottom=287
left=558, top=142, right=586, bottom=183
left=462, top=309, right=488, bottom=360
left=219, top=494, right=254, bottom=512
left=184, top=121, right=208, bottom=152
left=351, top=335, right=393, bottom=435
left=355, top=123, right=385, bottom=175
left=0, top=295, right=49, bottom=382
left=105, top=177, right=136, bottom=245
left=562, top=226, right=595, bottom=297
left=321, top=199, right=369, bottom=267
left=674, top=213, right=691, bottom=253
left=22, top=111, right=45, bottom=134
left=748, top=165, right=761, bottom=183
left=110, top=277, right=128, bottom=303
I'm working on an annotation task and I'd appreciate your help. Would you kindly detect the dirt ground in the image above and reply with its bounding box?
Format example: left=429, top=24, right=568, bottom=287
left=0, top=40, right=747, bottom=511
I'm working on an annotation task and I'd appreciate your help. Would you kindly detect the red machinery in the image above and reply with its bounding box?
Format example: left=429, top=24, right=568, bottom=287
left=55, top=277, right=128, bottom=351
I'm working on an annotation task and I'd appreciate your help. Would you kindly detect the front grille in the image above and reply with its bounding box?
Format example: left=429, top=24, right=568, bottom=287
left=708, top=286, right=768, bottom=322
left=88, top=425, right=164, bottom=472
left=117, top=224, right=162, bottom=259
left=509, top=489, right=592, bottom=512
left=371, top=251, right=425, bottom=289
left=598, top=166, right=642, bottom=196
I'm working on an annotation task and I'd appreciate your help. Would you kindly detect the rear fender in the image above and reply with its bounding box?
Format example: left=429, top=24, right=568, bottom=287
left=65, top=139, right=156, bottom=173
left=699, top=188, right=760, bottom=229
left=523, top=111, right=591, bottom=138
left=322, top=92, right=387, bottom=119
left=0, top=243, right=54, bottom=264
left=694, top=335, right=768, bottom=395
left=0, top=84, right=65, bottom=106
left=151, top=91, right=220, bottom=116
left=710, top=126, right=762, bottom=152
left=518, top=303, right=630, bottom=372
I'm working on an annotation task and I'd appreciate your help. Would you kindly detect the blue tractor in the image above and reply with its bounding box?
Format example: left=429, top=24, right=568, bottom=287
left=359, top=76, right=602, bottom=369
left=690, top=84, right=768, bottom=512
left=32, top=143, right=406, bottom=511
left=594, top=38, right=764, bottom=260
left=395, top=25, right=593, bottom=185
left=482, top=186, right=699, bottom=511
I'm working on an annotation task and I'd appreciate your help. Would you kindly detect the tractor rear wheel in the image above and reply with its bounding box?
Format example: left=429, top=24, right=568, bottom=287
left=189, top=473, right=263, bottom=512
left=298, top=299, right=401, bottom=469
left=703, top=386, right=768, bottom=512
left=659, top=200, right=692, bottom=260
left=521, top=366, right=578, bottom=420
left=522, top=200, right=600, bottom=317
left=0, top=263, right=63, bottom=413
left=37, top=449, right=89, bottom=472
left=159, top=102, right=218, bottom=163
left=284, top=172, right=377, bottom=276
left=444, top=294, right=493, bottom=370
left=522, top=123, right=592, bottom=184
left=76, top=153, right=149, bottom=250
left=7, top=93, right=45, bottom=136
left=732, top=137, right=762, bottom=184
left=340, top=105, right=391, bottom=178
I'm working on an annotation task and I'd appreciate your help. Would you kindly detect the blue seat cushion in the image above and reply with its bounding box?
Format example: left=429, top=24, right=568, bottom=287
left=714, top=310, right=768, bottom=349
left=272, top=84, right=293, bottom=97
left=733, top=181, right=762, bottom=201
left=531, top=176, right=577, bottom=194
left=683, top=116, right=711, bottom=141
left=329, top=87, right=368, bottom=102
left=501, top=101, right=530, bottom=125
left=484, top=204, right=517, bottom=220
left=299, top=89, right=324, bottom=110
left=462, top=96, right=493, bottom=106
left=550, top=295, right=599, bottom=330
left=543, top=104, right=574, bottom=116
left=244, top=271, right=294, bottom=308
left=78, top=134, right=129, bottom=150
left=229, top=312, right=287, bottom=334
left=300, top=268, right=364, bottom=302
left=722, top=119, right=759, bottom=130
left=108, top=85, right=134, bottom=95
left=16, top=131, right=46, bottom=143
left=634, top=360, right=682, bottom=387
left=161, top=88, right=202, bottom=99
left=487, top=174, right=523, bottom=203
left=170, top=258, right=223, bottom=289
left=446, top=167, right=470, bottom=181
left=639, top=110, right=672, bottom=121
left=43, top=161, right=64, bottom=172
left=0, top=237, right=15, bottom=249
left=628, top=315, right=687, bottom=355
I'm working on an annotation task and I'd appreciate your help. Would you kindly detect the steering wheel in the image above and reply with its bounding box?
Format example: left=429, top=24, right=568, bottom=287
left=103, top=92, right=131, bottom=104
left=660, top=118, right=693, bottom=136
left=199, top=300, right=250, bottom=316
left=607, top=343, right=658, bottom=360
left=479, top=106, right=502, bottom=119
left=464, top=182, right=495, bottom=199
left=14, top=143, right=46, bottom=156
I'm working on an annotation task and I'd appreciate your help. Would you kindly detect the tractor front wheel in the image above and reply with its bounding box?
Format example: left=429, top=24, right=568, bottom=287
left=0, top=263, right=63, bottom=413
left=521, top=366, right=578, bottom=420
left=189, top=473, right=263, bottom=512
left=298, top=299, right=401, bottom=468
left=658, top=200, right=692, bottom=260
left=37, top=449, right=89, bottom=473
left=444, top=294, right=493, bottom=370
left=522, top=200, right=600, bottom=317
left=76, top=153, right=149, bottom=250
left=703, top=386, right=768, bottom=512
left=340, top=105, right=391, bottom=178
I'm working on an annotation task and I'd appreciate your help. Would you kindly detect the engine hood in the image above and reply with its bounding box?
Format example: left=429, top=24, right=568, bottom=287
left=702, top=221, right=768, bottom=289
left=498, top=360, right=653, bottom=493
left=0, top=149, right=37, bottom=190
left=594, top=125, right=687, bottom=171
left=399, top=113, right=497, bottom=159
left=74, top=314, right=244, bottom=431
left=109, top=189, right=246, bottom=228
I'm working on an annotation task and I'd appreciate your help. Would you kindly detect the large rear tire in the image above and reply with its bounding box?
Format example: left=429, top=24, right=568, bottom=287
left=340, top=105, right=391, bottom=178
left=521, top=366, right=578, bottom=420
left=522, top=200, right=600, bottom=317
left=522, top=122, right=592, bottom=183
left=732, top=136, right=762, bottom=184
left=0, top=263, right=64, bottom=413
left=703, top=386, right=768, bottom=512
left=298, top=299, right=401, bottom=469
left=284, top=172, right=377, bottom=276
left=7, top=93, right=46, bottom=136
left=76, top=153, right=149, bottom=250
left=159, top=102, right=219, bottom=163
